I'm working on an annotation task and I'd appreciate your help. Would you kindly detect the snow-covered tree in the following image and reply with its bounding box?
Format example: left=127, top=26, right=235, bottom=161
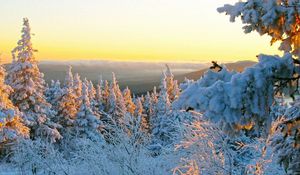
left=75, top=83, right=103, bottom=142
left=150, top=86, right=159, bottom=117
left=7, top=18, right=61, bottom=142
left=108, top=73, right=126, bottom=125
left=164, top=65, right=180, bottom=102
left=218, top=0, right=300, bottom=57
left=143, top=92, right=154, bottom=119
left=123, top=87, right=136, bottom=115
left=0, top=60, right=29, bottom=147
left=102, top=80, right=110, bottom=111
left=45, top=80, right=63, bottom=108
left=64, top=66, right=74, bottom=89
left=157, top=73, right=171, bottom=116
left=73, top=73, right=82, bottom=99
left=270, top=97, right=300, bottom=174
left=151, top=110, right=191, bottom=148
left=134, top=97, right=149, bottom=133
left=87, top=80, right=96, bottom=107
left=95, top=76, right=105, bottom=111
left=56, top=87, right=78, bottom=132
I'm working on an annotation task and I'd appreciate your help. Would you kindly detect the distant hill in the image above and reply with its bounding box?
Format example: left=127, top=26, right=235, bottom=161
left=3, top=60, right=205, bottom=94
left=4, top=60, right=256, bottom=94
left=175, top=60, right=256, bottom=82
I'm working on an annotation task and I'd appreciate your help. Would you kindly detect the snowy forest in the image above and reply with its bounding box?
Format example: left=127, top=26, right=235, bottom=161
left=0, top=0, right=299, bottom=175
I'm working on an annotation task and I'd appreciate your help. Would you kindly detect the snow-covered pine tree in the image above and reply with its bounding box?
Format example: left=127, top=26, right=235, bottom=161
left=150, top=73, right=177, bottom=147
left=108, top=73, right=126, bottom=125
left=56, top=87, right=78, bottom=133
left=64, top=66, right=74, bottom=89
left=75, top=83, right=103, bottom=142
left=0, top=59, right=29, bottom=148
left=73, top=73, right=82, bottom=99
left=164, top=65, right=180, bottom=102
left=7, top=18, right=61, bottom=142
left=45, top=80, right=64, bottom=109
left=134, top=97, right=149, bottom=133
left=95, top=75, right=105, bottom=111
left=87, top=80, right=96, bottom=106
left=123, top=87, right=136, bottom=115
left=56, top=67, right=79, bottom=133
left=143, top=91, right=154, bottom=119
left=217, top=0, right=300, bottom=57
left=102, top=80, right=110, bottom=111
left=216, top=1, right=300, bottom=172
left=157, top=73, right=171, bottom=116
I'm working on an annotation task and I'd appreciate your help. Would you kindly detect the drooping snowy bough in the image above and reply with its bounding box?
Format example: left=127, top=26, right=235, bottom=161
left=217, top=0, right=300, bottom=57
left=173, top=54, right=295, bottom=135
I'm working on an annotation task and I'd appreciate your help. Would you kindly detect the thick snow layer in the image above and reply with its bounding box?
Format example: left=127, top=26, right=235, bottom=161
left=173, top=54, right=295, bottom=134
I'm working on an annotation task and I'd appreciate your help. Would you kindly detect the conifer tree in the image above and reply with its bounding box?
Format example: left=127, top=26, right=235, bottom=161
left=0, top=59, right=29, bottom=146
left=57, top=88, right=77, bottom=131
left=88, top=80, right=96, bottom=104
left=73, top=73, right=82, bottom=99
left=95, top=76, right=105, bottom=111
left=7, top=18, right=61, bottom=142
left=164, top=65, right=180, bottom=102
left=135, top=97, right=149, bottom=133
left=123, top=87, right=136, bottom=115
left=64, top=66, right=74, bottom=89
left=157, top=73, right=171, bottom=115
left=151, top=86, right=159, bottom=117
left=75, top=83, right=102, bottom=141
left=56, top=68, right=78, bottom=132
left=143, top=91, right=154, bottom=118
left=102, top=80, right=110, bottom=111
left=45, top=80, right=63, bottom=109
left=108, top=73, right=126, bottom=125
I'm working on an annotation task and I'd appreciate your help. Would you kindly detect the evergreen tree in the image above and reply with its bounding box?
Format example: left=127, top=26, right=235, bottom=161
left=123, top=87, right=136, bottom=115
left=88, top=80, right=96, bottom=104
left=156, top=73, right=171, bottom=116
left=135, top=97, right=149, bottom=133
left=165, top=65, right=176, bottom=102
left=75, top=83, right=103, bottom=142
left=151, top=86, right=159, bottom=117
left=102, top=80, right=110, bottom=111
left=45, top=80, right=63, bottom=109
left=7, top=18, right=61, bottom=142
left=56, top=88, right=77, bottom=131
left=0, top=60, right=29, bottom=146
left=95, top=76, right=105, bottom=111
left=143, top=91, right=154, bottom=118
left=108, top=73, right=126, bottom=125
left=73, top=73, right=82, bottom=99
left=64, top=66, right=73, bottom=89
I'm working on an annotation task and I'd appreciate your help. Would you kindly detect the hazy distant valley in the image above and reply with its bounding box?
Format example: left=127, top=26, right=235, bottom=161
left=36, top=60, right=256, bottom=94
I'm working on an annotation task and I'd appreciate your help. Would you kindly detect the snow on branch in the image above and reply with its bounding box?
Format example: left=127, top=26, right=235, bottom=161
left=173, top=54, right=295, bottom=135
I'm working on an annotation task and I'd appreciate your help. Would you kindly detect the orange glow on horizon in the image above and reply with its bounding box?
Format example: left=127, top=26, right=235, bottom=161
left=0, top=0, right=282, bottom=64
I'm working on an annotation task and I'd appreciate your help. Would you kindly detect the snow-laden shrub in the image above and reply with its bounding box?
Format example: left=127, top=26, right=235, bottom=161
left=11, top=139, right=69, bottom=175
left=173, top=113, right=284, bottom=175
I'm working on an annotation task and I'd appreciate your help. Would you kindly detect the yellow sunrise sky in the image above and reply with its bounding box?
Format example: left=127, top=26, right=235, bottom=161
left=0, top=0, right=281, bottom=63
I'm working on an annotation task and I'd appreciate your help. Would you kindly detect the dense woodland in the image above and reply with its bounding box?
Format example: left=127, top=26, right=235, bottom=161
left=0, top=0, right=299, bottom=174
